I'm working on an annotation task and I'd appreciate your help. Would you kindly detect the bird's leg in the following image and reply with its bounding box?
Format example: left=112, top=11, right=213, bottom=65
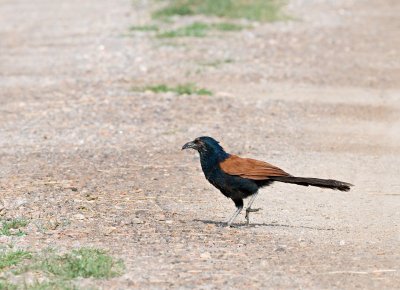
left=226, top=206, right=243, bottom=227
left=245, top=192, right=261, bottom=226
left=226, top=199, right=243, bottom=227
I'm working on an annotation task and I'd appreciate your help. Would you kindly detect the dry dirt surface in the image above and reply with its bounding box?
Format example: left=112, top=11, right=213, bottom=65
left=1, top=0, right=400, bottom=288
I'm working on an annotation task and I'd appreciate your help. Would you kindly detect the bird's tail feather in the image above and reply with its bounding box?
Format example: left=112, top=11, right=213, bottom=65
left=270, top=176, right=353, bottom=192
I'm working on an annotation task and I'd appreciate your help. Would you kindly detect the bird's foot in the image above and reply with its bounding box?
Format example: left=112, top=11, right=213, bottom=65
left=246, top=208, right=261, bottom=213
left=245, top=208, right=262, bottom=226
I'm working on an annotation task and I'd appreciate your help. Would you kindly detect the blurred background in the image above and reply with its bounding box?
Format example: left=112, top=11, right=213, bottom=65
left=1, top=0, right=399, bottom=288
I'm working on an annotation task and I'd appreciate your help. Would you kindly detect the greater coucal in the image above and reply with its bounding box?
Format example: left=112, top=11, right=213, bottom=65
left=182, top=136, right=353, bottom=227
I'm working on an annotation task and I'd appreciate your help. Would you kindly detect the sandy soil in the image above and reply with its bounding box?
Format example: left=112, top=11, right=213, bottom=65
left=1, top=0, right=399, bottom=288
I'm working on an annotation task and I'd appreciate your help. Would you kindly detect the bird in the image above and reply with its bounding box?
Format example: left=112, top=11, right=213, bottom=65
left=182, top=136, right=353, bottom=227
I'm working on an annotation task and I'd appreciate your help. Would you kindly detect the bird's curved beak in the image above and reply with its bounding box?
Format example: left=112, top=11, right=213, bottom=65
left=182, top=141, right=197, bottom=150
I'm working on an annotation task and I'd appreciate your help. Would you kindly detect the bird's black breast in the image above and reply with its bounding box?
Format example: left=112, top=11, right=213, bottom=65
left=205, top=168, right=259, bottom=200
left=198, top=147, right=260, bottom=200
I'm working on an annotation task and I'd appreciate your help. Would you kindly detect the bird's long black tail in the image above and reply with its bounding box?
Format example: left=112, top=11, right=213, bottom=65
left=270, top=176, right=353, bottom=192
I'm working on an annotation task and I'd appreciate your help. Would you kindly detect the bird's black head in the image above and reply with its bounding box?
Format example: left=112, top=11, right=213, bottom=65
left=182, top=136, right=227, bottom=157
left=183, top=136, right=230, bottom=175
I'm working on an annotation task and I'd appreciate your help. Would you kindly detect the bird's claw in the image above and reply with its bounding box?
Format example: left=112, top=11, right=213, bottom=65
left=245, top=208, right=262, bottom=226
left=246, top=208, right=261, bottom=214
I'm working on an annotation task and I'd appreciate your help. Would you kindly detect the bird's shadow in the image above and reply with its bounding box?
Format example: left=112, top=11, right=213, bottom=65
left=194, top=219, right=335, bottom=231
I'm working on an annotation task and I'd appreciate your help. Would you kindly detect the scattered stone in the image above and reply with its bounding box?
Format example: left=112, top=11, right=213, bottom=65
left=200, top=252, right=211, bottom=259
left=104, top=227, right=117, bottom=235
left=274, top=245, right=287, bottom=252
left=73, top=214, right=85, bottom=220
left=85, top=193, right=98, bottom=201
left=132, top=218, right=144, bottom=224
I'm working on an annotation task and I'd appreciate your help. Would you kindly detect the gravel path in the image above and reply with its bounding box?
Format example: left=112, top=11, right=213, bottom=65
left=1, top=0, right=399, bottom=288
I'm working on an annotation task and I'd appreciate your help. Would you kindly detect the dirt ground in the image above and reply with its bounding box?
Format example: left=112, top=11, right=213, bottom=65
left=1, top=0, right=400, bottom=288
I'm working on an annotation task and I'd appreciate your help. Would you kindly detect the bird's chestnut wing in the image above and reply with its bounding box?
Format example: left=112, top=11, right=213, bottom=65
left=220, top=155, right=290, bottom=180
